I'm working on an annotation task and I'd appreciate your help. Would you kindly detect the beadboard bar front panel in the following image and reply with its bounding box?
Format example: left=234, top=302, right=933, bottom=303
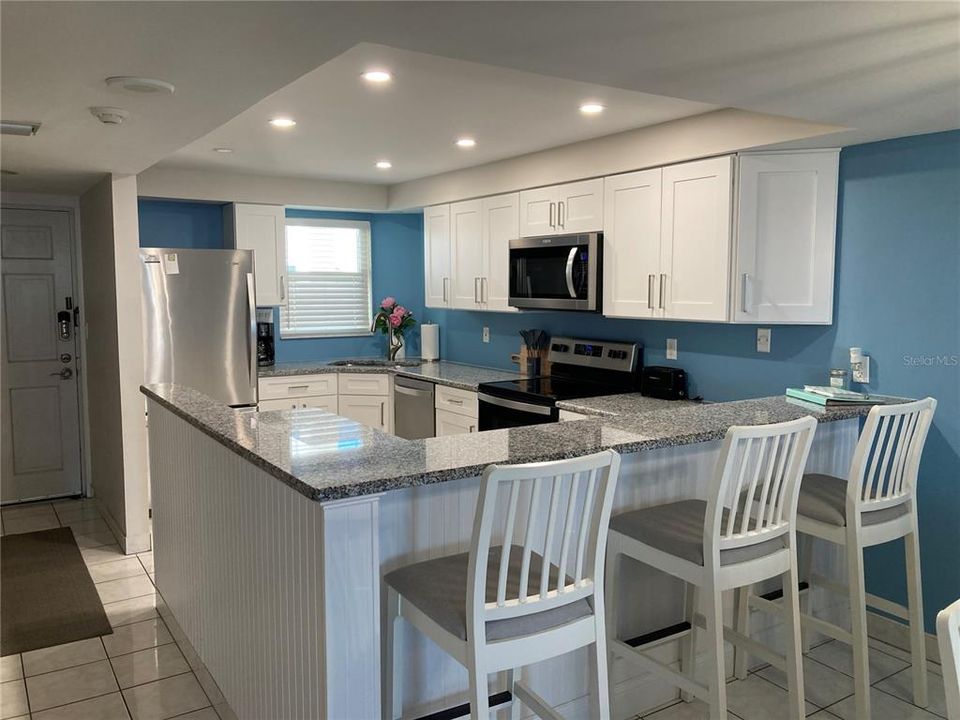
left=148, top=401, right=382, bottom=720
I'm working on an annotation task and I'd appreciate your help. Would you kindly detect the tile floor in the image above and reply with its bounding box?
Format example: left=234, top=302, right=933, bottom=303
left=0, top=499, right=224, bottom=720
left=1, top=500, right=949, bottom=720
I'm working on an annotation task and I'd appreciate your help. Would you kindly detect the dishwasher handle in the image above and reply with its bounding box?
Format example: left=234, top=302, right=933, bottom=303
left=395, top=385, right=433, bottom=398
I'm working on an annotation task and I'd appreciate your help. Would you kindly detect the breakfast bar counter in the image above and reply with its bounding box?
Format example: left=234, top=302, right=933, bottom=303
left=142, top=383, right=878, bottom=720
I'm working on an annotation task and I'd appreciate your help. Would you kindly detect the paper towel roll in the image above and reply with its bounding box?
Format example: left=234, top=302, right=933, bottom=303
left=421, top=323, right=439, bottom=361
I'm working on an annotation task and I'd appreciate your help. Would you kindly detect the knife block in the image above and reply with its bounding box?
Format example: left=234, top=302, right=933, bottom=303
left=519, top=346, right=551, bottom=378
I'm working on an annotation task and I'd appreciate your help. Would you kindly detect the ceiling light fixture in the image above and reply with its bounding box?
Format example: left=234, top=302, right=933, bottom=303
left=376, top=160, right=392, bottom=169
left=579, top=103, right=605, bottom=115
left=213, top=147, right=233, bottom=154
left=1, top=121, right=41, bottom=136
left=269, top=117, right=296, bottom=128
left=455, top=137, right=476, bottom=148
left=90, top=107, right=130, bottom=125
left=106, top=76, right=175, bottom=94
left=362, top=70, right=393, bottom=83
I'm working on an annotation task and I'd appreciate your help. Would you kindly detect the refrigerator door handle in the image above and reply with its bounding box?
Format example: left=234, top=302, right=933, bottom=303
left=246, top=273, right=257, bottom=394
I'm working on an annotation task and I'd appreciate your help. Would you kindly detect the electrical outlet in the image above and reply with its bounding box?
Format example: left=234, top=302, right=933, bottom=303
left=482, top=326, right=490, bottom=344
left=757, top=328, right=771, bottom=353
left=666, top=338, right=678, bottom=360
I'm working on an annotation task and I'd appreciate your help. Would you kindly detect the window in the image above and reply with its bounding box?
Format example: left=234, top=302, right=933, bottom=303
left=279, top=218, right=372, bottom=338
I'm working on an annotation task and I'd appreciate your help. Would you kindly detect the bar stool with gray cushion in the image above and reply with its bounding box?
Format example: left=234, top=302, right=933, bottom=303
left=607, top=417, right=818, bottom=720
left=383, top=450, right=621, bottom=720
left=781, top=399, right=936, bottom=720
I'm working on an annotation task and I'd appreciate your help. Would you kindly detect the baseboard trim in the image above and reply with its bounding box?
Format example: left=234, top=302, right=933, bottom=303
left=866, top=608, right=941, bottom=664
left=94, top=499, right=151, bottom=554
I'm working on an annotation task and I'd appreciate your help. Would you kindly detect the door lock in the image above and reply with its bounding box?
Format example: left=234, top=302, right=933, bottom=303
left=49, top=368, right=73, bottom=380
left=60, top=353, right=72, bottom=363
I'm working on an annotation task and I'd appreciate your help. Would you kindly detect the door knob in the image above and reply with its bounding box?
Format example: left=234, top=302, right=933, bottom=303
left=50, top=368, right=73, bottom=380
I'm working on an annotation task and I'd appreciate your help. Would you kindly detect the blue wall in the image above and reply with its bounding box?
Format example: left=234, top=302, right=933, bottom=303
left=273, top=210, right=425, bottom=362
left=429, top=130, right=960, bottom=629
left=138, top=199, right=225, bottom=249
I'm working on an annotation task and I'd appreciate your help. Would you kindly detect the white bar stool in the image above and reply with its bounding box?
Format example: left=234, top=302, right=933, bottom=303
left=764, top=398, right=936, bottom=720
left=383, top=450, right=621, bottom=719
left=607, top=416, right=817, bottom=720
left=938, top=598, right=960, bottom=720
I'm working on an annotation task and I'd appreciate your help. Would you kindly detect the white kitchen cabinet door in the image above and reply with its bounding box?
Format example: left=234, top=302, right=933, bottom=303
left=481, top=193, right=519, bottom=312
left=734, top=150, right=839, bottom=324
left=557, top=178, right=604, bottom=233
left=424, top=204, right=451, bottom=308
left=660, top=156, right=734, bottom=322
left=519, top=186, right=558, bottom=237
left=338, top=394, right=389, bottom=431
left=435, top=407, right=478, bottom=436
left=449, top=200, right=484, bottom=310
left=603, top=169, right=663, bottom=319
left=228, top=204, right=286, bottom=306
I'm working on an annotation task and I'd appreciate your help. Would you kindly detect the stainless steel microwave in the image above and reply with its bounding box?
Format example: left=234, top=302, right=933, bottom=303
left=508, top=233, right=602, bottom=312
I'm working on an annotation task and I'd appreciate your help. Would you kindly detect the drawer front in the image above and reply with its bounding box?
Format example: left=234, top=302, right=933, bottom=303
left=258, top=374, right=338, bottom=400
left=259, top=396, right=338, bottom=413
left=435, top=384, right=478, bottom=418
left=338, top=373, right=390, bottom=396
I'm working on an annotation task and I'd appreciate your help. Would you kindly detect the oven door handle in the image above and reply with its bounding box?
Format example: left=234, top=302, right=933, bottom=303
left=478, top=393, right=554, bottom=416
left=564, top=247, right=578, bottom=299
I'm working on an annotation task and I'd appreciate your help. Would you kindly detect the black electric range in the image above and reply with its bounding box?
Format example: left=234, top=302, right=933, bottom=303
left=477, top=336, right=642, bottom=430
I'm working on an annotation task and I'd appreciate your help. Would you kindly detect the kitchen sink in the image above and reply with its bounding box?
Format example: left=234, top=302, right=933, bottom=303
left=326, top=359, right=422, bottom=368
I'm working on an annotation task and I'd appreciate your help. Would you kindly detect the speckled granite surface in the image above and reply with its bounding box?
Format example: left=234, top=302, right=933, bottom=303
left=142, top=383, right=888, bottom=503
left=259, top=359, right=520, bottom=391
left=557, top=393, right=696, bottom=417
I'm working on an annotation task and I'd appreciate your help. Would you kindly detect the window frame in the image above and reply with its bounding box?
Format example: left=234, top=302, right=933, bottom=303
left=279, top=217, right=373, bottom=340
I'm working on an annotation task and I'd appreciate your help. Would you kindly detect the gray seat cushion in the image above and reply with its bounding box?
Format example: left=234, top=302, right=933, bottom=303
left=609, top=500, right=785, bottom=566
left=798, top=473, right=910, bottom=527
left=384, top=545, right=593, bottom=642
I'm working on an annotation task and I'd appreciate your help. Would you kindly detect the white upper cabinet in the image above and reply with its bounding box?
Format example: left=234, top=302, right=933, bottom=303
left=424, top=204, right=451, bottom=308
left=734, top=151, right=839, bottom=324
left=480, top=193, right=519, bottom=312
left=449, top=200, right=484, bottom=310
left=660, top=156, right=734, bottom=322
left=603, top=169, right=663, bottom=319
left=226, top=203, right=286, bottom=306
left=519, top=178, right=603, bottom=237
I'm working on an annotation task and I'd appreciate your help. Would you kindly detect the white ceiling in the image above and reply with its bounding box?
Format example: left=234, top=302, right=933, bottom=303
left=2, top=2, right=957, bottom=195
left=160, top=44, right=716, bottom=184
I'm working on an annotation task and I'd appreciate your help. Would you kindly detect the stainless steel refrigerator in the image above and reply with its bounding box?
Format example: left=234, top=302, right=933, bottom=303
left=140, top=248, right=257, bottom=407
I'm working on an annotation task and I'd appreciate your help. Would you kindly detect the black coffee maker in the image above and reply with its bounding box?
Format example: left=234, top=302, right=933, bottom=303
left=256, top=309, right=275, bottom=367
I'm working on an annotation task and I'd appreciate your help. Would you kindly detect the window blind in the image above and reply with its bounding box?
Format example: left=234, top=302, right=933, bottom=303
left=279, top=219, right=372, bottom=338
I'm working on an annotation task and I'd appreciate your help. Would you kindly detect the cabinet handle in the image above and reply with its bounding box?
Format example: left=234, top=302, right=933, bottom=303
left=279, top=275, right=285, bottom=300
left=659, top=273, right=666, bottom=310
left=447, top=398, right=464, bottom=405
left=549, top=202, right=556, bottom=228
left=474, top=277, right=481, bottom=304
left=558, top=201, right=565, bottom=228
left=442, top=277, right=449, bottom=303
left=481, top=277, right=488, bottom=303
left=741, top=273, right=750, bottom=313
left=380, top=402, right=384, bottom=427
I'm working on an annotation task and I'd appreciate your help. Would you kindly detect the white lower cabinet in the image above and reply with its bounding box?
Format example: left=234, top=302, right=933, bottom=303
left=338, top=395, right=390, bottom=432
left=259, top=396, right=337, bottom=412
left=435, top=408, right=477, bottom=436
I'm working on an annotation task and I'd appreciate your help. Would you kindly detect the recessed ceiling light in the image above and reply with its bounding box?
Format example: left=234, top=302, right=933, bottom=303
left=213, top=147, right=233, bottom=154
left=106, top=76, right=175, bottom=94
left=269, top=117, right=296, bottom=128
left=376, top=160, right=392, bottom=170
left=362, top=70, right=392, bottom=83
left=455, top=137, right=476, bottom=148
left=579, top=103, right=605, bottom=115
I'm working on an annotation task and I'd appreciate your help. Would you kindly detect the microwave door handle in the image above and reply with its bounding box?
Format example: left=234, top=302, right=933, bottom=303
left=565, top=247, right=578, bottom=298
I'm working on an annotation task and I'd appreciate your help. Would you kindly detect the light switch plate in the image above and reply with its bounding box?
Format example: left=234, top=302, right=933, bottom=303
left=482, top=326, right=490, bottom=343
left=757, top=328, right=771, bottom=353
left=666, top=338, right=678, bottom=360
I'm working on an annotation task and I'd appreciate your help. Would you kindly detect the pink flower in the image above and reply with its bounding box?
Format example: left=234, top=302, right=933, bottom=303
left=388, top=313, right=402, bottom=328
left=380, top=296, right=396, bottom=310
left=392, top=305, right=408, bottom=318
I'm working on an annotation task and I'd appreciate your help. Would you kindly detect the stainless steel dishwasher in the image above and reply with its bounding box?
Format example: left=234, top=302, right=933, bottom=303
left=393, top=376, right=435, bottom=439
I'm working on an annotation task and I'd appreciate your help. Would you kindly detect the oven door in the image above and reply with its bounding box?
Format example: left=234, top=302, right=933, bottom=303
left=478, top=393, right=558, bottom=430
left=509, top=233, right=601, bottom=311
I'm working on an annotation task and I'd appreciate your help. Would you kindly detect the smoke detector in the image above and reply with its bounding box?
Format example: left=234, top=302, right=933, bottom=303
left=105, top=76, right=175, bottom=94
left=90, top=107, right=130, bottom=125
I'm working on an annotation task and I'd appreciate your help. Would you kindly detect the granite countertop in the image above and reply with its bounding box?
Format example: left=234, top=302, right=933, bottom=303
left=259, top=359, right=521, bottom=391
left=557, top=393, right=696, bottom=418
left=142, top=383, right=886, bottom=503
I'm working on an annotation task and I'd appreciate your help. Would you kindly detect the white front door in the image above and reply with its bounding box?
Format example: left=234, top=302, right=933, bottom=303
left=1, top=208, right=82, bottom=503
